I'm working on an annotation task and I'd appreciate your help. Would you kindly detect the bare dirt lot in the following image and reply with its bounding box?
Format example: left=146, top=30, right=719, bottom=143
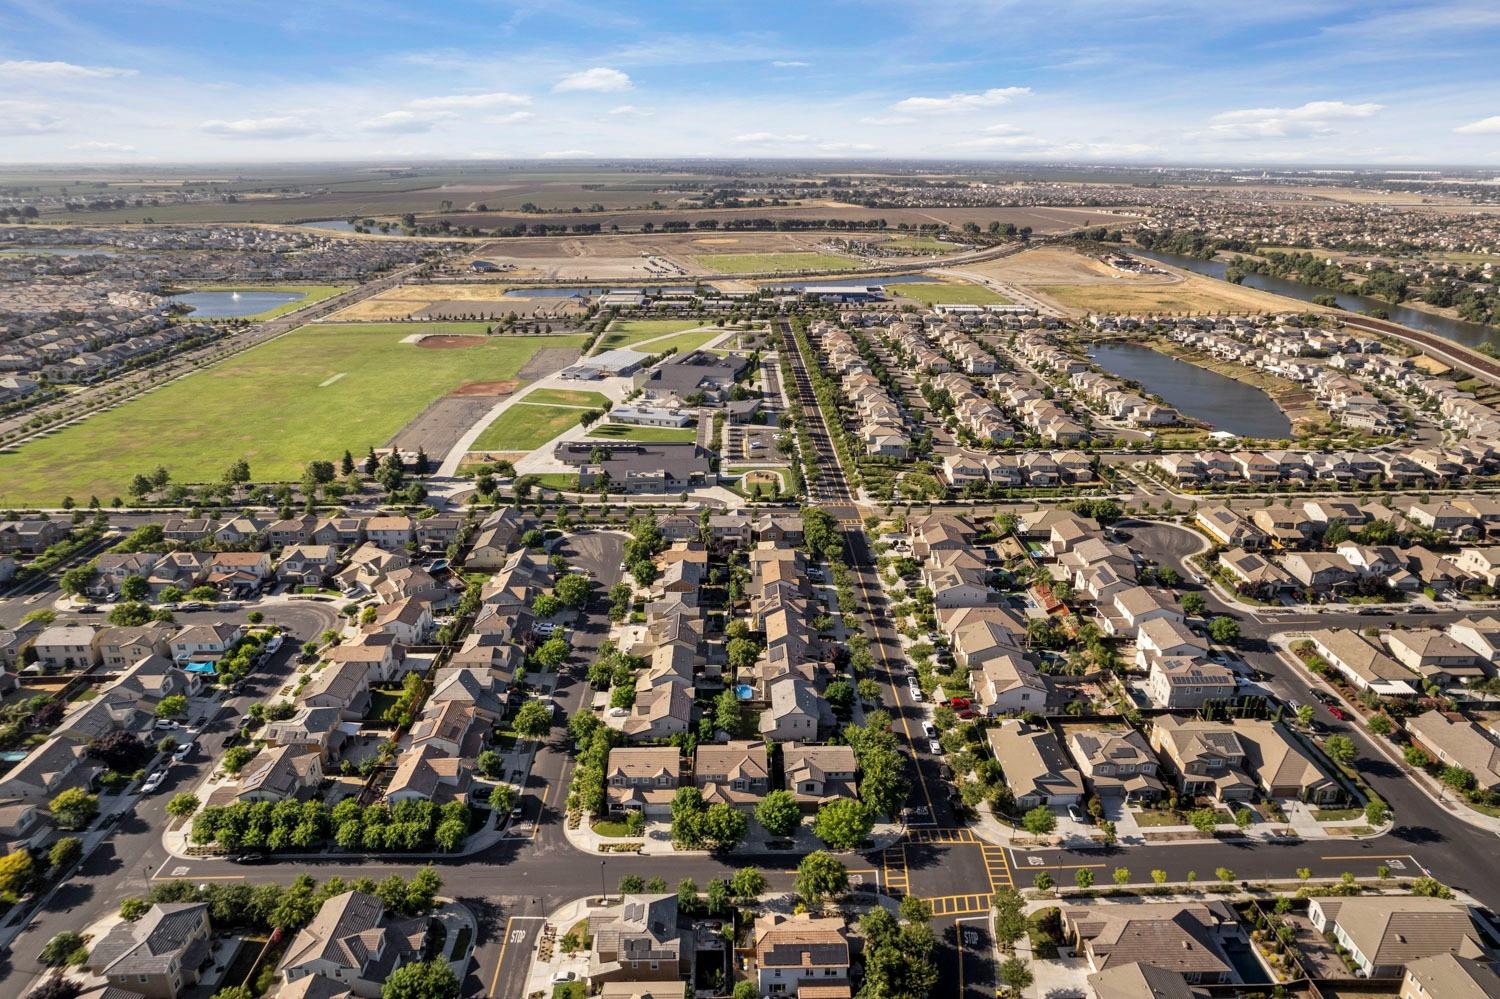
left=452, top=379, right=520, bottom=396
left=516, top=346, right=582, bottom=381
left=387, top=395, right=501, bottom=455
left=417, top=335, right=488, bottom=349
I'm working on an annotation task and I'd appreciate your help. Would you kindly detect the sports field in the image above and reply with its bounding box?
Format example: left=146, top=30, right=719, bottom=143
left=694, top=252, right=861, bottom=274
left=521, top=388, right=610, bottom=408
left=892, top=281, right=1009, bottom=306
left=469, top=403, right=583, bottom=452
left=586, top=424, right=697, bottom=443
left=594, top=320, right=706, bottom=352
left=0, top=324, right=585, bottom=505
left=635, top=329, right=725, bottom=355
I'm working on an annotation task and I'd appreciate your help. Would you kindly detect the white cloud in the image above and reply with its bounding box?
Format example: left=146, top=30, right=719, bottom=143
left=1456, top=115, right=1500, bottom=135
left=893, top=86, right=1030, bottom=113
left=772, top=60, right=809, bottom=67
left=0, top=101, right=61, bottom=134
left=608, top=105, right=652, bottom=116
left=539, top=149, right=597, bottom=158
left=1194, top=100, right=1384, bottom=140
left=68, top=140, right=137, bottom=153
left=360, top=110, right=456, bottom=133
left=982, top=123, right=1024, bottom=135
left=0, top=59, right=134, bottom=79
left=954, top=133, right=1049, bottom=149
left=408, top=91, right=531, bottom=109
left=859, top=115, right=916, bottom=126
left=554, top=67, right=632, bottom=93
left=732, top=132, right=809, bottom=144
left=485, top=111, right=534, bottom=125
left=200, top=116, right=319, bottom=138
left=817, top=142, right=877, bottom=152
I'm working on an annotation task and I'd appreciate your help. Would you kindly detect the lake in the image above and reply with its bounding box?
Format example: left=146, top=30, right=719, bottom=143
left=1087, top=341, right=1292, bottom=439
left=169, top=290, right=304, bottom=318
left=1133, top=247, right=1500, bottom=352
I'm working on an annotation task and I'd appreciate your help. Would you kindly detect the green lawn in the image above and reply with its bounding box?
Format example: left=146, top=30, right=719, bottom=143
left=470, top=403, right=585, bottom=452
left=893, top=281, right=1009, bottom=306
left=0, top=324, right=585, bottom=505
left=635, top=329, right=725, bottom=356
left=883, top=237, right=963, bottom=253
left=595, top=319, right=706, bottom=351
left=182, top=283, right=348, bottom=319
left=695, top=252, right=862, bottom=274
left=587, top=424, right=697, bottom=443
left=522, top=388, right=610, bottom=408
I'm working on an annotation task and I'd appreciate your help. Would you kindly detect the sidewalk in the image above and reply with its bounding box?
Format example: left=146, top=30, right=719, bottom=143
left=562, top=809, right=905, bottom=857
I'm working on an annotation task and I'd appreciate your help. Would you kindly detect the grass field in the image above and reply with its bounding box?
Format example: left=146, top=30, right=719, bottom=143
left=470, top=403, right=583, bottom=452
left=587, top=424, right=697, bottom=443
left=892, top=281, right=1008, bottom=306
left=636, top=329, right=725, bottom=355
left=521, top=388, right=610, bottom=408
left=594, top=319, right=706, bottom=352
left=183, top=283, right=348, bottom=319
left=694, top=252, right=862, bottom=274
left=0, top=324, right=585, bottom=505
left=882, top=237, right=962, bottom=253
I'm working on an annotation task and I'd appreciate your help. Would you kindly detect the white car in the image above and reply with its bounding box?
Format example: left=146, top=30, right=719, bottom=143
left=928, top=739, right=943, bottom=755
left=153, top=719, right=179, bottom=731
left=172, top=742, right=193, bottom=762
left=922, top=722, right=937, bottom=739
left=266, top=635, right=283, bottom=654
left=141, top=771, right=166, bottom=794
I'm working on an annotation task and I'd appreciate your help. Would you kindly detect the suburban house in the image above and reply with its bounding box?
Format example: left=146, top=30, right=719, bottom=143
left=87, top=902, right=211, bottom=999
left=1063, top=901, right=1241, bottom=984
left=1145, top=657, right=1237, bottom=710
left=986, top=719, right=1085, bottom=809
left=169, top=622, right=244, bottom=666
left=694, top=740, right=770, bottom=809
left=31, top=624, right=101, bottom=671
left=782, top=743, right=858, bottom=809
left=1068, top=727, right=1165, bottom=803
left=587, top=894, right=690, bottom=985
left=277, top=890, right=427, bottom=998
left=1307, top=896, right=1485, bottom=979
left=1306, top=629, right=1419, bottom=698
left=1383, top=630, right=1488, bottom=686
left=752, top=912, right=851, bottom=998
left=1406, top=710, right=1500, bottom=791
left=1400, top=953, right=1500, bottom=999
left=607, top=747, right=683, bottom=816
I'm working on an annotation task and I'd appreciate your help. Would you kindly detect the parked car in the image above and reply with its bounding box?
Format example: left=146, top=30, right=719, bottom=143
left=1328, top=705, right=1349, bottom=721
left=214, top=602, right=240, bottom=612
left=228, top=852, right=269, bottom=865
left=1067, top=804, right=1085, bottom=823
left=140, top=771, right=166, bottom=794
left=928, top=739, right=943, bottom=755
left=922, top=722, right=937, bottom=739
left=950, top=696, right=971, bottom=709
left=153, top=719, right=179, bottom=731
left=172, top=742, right=193, bottom=762
left=1312, top=691, right=1336, bottom=706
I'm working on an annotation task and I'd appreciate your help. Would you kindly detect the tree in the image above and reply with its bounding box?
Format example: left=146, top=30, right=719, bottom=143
left=731, top=866, right=767, bottom=900
left=554, top=574, right=591, bottom=608
left=40, top=931, right=86, bottom=967
left=676, top=877, right=699, bottom=913
left=1180, top=592, right=1207, bottom=616
left=1113, top=866, right=1131, bottom=886
left=213, top=989, right=253, bottom=999
left=1074, top=868, right=1094, bottom=889
left=811, top=799, right=873, bottom=850
left=31, top=978, right=83, bottom=999
left=1366, top=800, right=1389, bottom=824
left=59, top=564, right=97, bottom=596
left=513, top=700, right=552, bottom=739
left=1021, top=805, right=1056, bottom=836
left=50, top=788, right=98, bottom=830
left=1188, top=808, right=1219, bottom=834
left=222, top=746, right=254, bottom=774
left=0, top=849, right=35, bottom=895
left=434, top=817, right=467, bottom=852
left=120, top=896, right=150, bottom=921
left=992, top=887, right=1026, bottom=948
left=120, top=574, right=150, bottom=602
left=1368, top=714, right=1393, bottom=737
left=794, top=851, right=847, bottom=906
left=1295, top=704, right=1315, bottom=727
left=1215, top=866, right=1235, bottom=884
left=1207, top=616, right=1240, bottom=644
left=619, top=874, right=645, bottom=894
left=156, top=694, right=188, bottom=719
left=86, top=729, right=148, bottom=771
left=754, top=790, right=801, bottom=837
left=726, top=637, right=759, bottom=672
left=48, top=837, right=82, bottom=870
left=733, top=980, right=758, bottom=999
left=1033, top=871, right=1054, bottom=891
left=1324, top=734, right=1357, bottom=767
left=999, top=956, right=1033, bottom=996
left=701, top=803, right=748, bottom=851
left=487, top=784, right=515, bottom=814
left=381, top=960, right=459, bottom=999
left=1443, top=765, right=1477, bottom=793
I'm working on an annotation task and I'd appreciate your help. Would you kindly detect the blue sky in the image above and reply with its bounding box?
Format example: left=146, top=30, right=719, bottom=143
left=2, top=0, right=1499, bottom=164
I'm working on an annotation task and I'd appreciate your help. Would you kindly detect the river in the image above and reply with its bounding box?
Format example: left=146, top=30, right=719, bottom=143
left=1087, top=341, right=1292, bottom=439
left=1132, top=248, right=1500, bottom=352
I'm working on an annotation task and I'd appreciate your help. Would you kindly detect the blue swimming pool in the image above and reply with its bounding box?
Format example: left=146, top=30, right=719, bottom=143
left=734, top=684, right=755, bottom=701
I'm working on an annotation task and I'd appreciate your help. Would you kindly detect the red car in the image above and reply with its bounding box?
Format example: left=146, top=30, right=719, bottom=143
left=950, top=697, right=971, bottom=709
left=1328, top=706, right=1349, bottom=720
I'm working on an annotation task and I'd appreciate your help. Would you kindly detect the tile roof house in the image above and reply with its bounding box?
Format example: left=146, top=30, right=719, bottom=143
left=0, top=734, right=97, bottom=802
left=1063, top=901, right=1239, bottom=984
left=384, top=745, right=471, bottom=805
left=1307, top=629, right=1419, bottom=698
left=607, top=747, right=683, bottom=816
left=1400, top=953, right=1500, bottom=999
left=759, top=674, right=832, bottom=742
left=1308, top=895, right=1485, bottom=979
left=986, top=719, right=1084, bottom=808
left=1087, top=963, right=1198, bottom=999
left=782, top=743, right=858, bottom=808
left=236, top=745, right=324, bottom=803
left=1407, top=710, right=1500, bottom=791
left=277, top=890, right=427, bottom=998
left=588, top=894, right=690, bottom=985
left=753, top=912, right=851, bottom=999
left=694, top=740, right=769, bottom=809
left=1068, top=727, right=1165, bottom=803
left=1384, top=630, right=1489, bottom=686
left=87, top=902, right=211, bottom=999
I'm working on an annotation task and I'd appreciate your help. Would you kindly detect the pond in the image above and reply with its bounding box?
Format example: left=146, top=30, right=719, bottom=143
left=1133, top=247, right=1500, bottom=352
left=299, top=219, right=360, bottom=232
left=169, top=290, right=305, bottom=318
left=1087, top=341, right=1292, bottom=439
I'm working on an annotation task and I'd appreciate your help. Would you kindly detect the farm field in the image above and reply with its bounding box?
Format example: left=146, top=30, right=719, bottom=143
left=469, top=402, right=583, bottom=452
left=521, top=388, right=610, bottom=408
left=0, top=325, right=584, bottom=505
left=182, top=283, right=348, bottom=319
left=892, top=281, right=1009, bottom=306
left=594, top=319, right=706, bottom=351
left=1036, top=271, right=1324, bottom=315
left=586, top=424, right=697, bottom=443
left=694, top=252, right=861, bottom=274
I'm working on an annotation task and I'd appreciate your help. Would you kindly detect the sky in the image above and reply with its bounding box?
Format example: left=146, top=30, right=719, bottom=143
left=1, top=0, right=1500, bottom=166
